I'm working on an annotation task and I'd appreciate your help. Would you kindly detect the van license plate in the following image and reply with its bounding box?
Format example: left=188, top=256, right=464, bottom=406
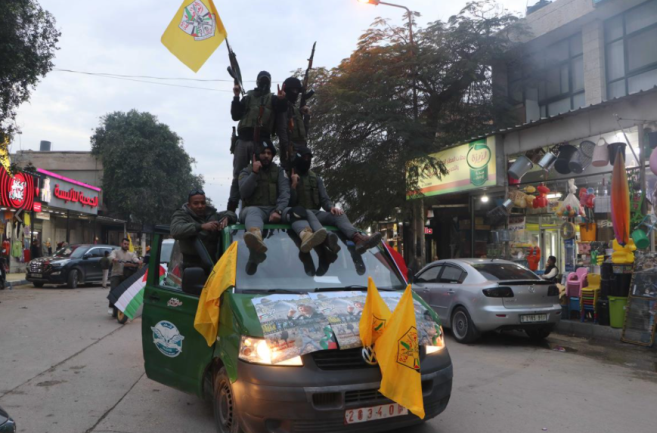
left=520, top=314, right=548, bottom=323
left=31, top=273, right=42, bottom=278
left=345, top=403, right=408, bottom=424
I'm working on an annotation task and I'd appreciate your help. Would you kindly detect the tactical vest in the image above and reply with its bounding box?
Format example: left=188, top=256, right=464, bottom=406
left=238, top=90, right=275, bottom=134
left=288, top=104, right=307, bottom=143
left=243, top=164, right=280, bottom=207
left=297, top=171, right=321, bottom=210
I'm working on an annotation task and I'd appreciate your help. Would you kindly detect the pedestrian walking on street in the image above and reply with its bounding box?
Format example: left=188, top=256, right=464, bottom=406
left=170, top=189, right=237, bottom=268
left=100, top=250, right=111, bottom=288
left=108, top=238, right=141, bottom=317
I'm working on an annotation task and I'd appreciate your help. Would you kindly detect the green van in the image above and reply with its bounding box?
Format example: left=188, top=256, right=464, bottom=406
left=142, top=225, right=453, bottom=433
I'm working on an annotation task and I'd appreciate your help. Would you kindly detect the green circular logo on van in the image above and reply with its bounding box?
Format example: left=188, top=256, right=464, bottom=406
left=467, top=146, right=491, bottom=170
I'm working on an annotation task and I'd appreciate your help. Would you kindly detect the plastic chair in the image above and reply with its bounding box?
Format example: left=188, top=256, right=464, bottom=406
left=566, top=268, right=589, bottom=297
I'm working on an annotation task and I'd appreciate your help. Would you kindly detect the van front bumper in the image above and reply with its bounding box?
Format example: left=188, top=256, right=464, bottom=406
left=232, top=348, right=453, bottom=433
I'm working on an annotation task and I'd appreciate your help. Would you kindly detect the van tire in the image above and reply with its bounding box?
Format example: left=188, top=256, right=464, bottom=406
left=213, top=367, right=242, bottom=433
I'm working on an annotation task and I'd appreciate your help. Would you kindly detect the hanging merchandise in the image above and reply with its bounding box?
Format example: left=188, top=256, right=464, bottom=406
left=11, top=239, right=21, bottom=258
left=508, top=188, right=527, bottom=209
left=524, top=186, right=537, bottom=208
left=580, top=223, right=597, bottom=242
left=592, top=138, right=610, bottom=167
left=568, top=140, right=595, bottom=174
left=486, top=199, right=513, bottom=226
left=610, top=148, right=630, bottom=245
left=4, top=211, right=12, bottom=221
left=631, top=215, right=656, bottom=250
left=608, top=142, right=626, bottom=165
left=579, top=187, right=596, bottom=221
left=533, top=184, right=550, bottom=208
left=554, top=144, right=577, bottom=175
left=611, top=239, right=636, bottom=264
left=526, top=246, right=541, bottom=271
left=560, top=221, right=576, bottom=240
left=24, top=213, right=31, bottom=226
left=537, top=147, right=559, bottom=170
left=508, top=155, right=534, bottom=180
left=556, top=179, right=584, bottom=218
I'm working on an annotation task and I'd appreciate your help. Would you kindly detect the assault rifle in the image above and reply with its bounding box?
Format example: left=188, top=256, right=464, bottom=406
left=226, top=38, right=245, bottom=96
left=230, top=126, right=237, bottom=154
left=299, top=42, right=316, bottom=111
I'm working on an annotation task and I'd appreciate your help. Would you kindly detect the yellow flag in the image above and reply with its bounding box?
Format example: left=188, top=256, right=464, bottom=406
left=194, top=241, right=238, bottom=346
left=359, top=277, right=392, bottom=348
left=0, top=135, right=11, bottom=176
left=161, top=0, right=227, bottom=72
left=128, top=234, right=135, bottom=252
left=374, top=285, right=425, bottom=419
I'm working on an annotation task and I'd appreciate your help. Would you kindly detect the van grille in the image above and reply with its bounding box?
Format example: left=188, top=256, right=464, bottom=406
left=311, top=348, right=376, bottom=370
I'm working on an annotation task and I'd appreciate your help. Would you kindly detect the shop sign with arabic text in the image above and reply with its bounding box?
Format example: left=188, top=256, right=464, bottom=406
left=47, top=177, right=100, bottom=215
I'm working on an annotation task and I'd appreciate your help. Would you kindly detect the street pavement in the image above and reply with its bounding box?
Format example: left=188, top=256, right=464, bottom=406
left=2, top=285, right=657, bottom=433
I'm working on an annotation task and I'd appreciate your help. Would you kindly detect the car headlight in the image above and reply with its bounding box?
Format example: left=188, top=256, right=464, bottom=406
left=425, top=326, right=446, bottom=354
left=51, top=260, right=68, bottom=267
left=239, top=336, right=303, bottom=366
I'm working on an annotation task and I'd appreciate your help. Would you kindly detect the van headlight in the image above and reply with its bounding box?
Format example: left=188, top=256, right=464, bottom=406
left=425, top=326, right=446, bottom=355
left=239, top=336, right=303, bottom=366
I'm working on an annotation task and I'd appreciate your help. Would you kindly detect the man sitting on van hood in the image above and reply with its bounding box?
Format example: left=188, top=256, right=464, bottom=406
left=239, top=143, right=326, bottom=254
left=290, top=147, right=382, bottom=254
left=171, top=189, right=237, bottom=267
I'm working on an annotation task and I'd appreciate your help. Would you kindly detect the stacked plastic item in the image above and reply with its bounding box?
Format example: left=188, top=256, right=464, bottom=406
left=580, top=274, right=601, bottom=323
left=566, top=268, right=589, bottom=320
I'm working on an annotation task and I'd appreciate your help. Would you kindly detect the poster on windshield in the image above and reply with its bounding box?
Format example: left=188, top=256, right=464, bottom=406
left=252, top=294, right=336, bottom=364
left=380, top=291, right=441, bottom=346
left=310, top=292, right=367, bottom=350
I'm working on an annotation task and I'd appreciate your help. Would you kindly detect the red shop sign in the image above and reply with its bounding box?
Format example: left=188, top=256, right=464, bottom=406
left=33, top=202, right=42, bottom=212
left=53, top=184, right=99, bottom=208
left=0, top=169, right=35, bottom=211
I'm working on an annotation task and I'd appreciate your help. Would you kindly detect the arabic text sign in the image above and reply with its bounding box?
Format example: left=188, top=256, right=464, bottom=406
left=407, top=137, right=497, bottom=199
left=47, top=177, right=100, bottom=215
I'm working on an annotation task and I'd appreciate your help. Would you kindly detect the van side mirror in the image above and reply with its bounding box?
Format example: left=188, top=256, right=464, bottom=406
left=182, top=268, right=206, bottom=296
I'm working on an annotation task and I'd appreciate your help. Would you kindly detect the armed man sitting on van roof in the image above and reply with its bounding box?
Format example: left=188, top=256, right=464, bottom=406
left=290, top=147, right=382, bottom=254
left=238, top=143, right=326, bottom=254
left=171, top=189, right=237, bottom=268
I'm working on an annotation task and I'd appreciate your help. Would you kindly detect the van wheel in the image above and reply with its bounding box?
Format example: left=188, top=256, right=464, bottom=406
left=116, top=310, right=128, bottom=324
left=213, top=367, right=242, bottom=433
left=68, top=269, right=80, bottom=289
left=451, top=307, right=480, bottom=344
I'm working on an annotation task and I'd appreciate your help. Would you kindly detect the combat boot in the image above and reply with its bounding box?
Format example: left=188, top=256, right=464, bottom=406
left=244, top=228, right=268, bottom=253
left=352, top=232, right=383, bottom=254
left=299, top=228, right=327, bottom=253
left=325, top=232, right=341, bottom=254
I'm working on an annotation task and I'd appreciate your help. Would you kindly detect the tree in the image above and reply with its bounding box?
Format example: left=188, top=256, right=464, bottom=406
left=91, top=110, right=204, bottom=224
left=307, top=1, right=525, bottom=225
left=0, top=0, right=60, bottom=137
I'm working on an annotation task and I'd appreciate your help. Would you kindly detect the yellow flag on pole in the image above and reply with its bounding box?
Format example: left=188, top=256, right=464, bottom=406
left=0, top=135, right=11, bottom=176
left=194, top=241, right=238, bottom=346
left=161, top=0, right=227, bottom=72
left=127, top=234, right=135, bottom=252
left=374, top=284, right=425, bottom=419
left=359, top=277, right=392, bottom=348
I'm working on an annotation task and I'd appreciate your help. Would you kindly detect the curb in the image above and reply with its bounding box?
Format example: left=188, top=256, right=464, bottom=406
left=7, top=279, right=30, bottom=290
left=554, top=319, right=623, bottom=342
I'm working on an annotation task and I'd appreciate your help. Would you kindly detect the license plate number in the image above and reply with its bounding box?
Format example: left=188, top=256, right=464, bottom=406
left=521, top=314, right=548, bottom=323
left=345, top=403, right=408, bottom=424
left=32, top=273, right=42, bottom=278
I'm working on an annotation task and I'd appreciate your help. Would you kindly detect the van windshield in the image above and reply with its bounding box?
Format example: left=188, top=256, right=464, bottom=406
left=230, top=228, right=405, bottom=293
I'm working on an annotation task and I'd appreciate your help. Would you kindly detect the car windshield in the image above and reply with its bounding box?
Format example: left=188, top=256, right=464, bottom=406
left=471, top=263, right=540, bottom=281
left=54, top=245, right=85, bottom=258
left=231, top=228, right=405, bottom=292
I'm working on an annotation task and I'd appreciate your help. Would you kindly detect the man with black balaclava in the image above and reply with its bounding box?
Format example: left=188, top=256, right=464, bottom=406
left=289, top=147, right=383, bottom=254
left=239, top=143, right=326, bottom=254
left=278, top=76, right=310, bottom=170
left=228, top=71, right=287, bottom=213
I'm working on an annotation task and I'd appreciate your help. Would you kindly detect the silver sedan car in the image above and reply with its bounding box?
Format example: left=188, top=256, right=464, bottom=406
left=412, top=259, right=562, bottom=344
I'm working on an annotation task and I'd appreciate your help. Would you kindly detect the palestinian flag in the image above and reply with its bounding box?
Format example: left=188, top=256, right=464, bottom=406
left=108, top=265, right=167, bottom=319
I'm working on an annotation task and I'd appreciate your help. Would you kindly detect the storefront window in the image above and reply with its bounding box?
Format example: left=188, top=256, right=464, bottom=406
left=605, top=0, right=657, bottom=99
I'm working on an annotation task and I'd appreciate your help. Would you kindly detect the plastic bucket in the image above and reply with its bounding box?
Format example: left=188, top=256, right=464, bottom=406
left=508, top=155, right=534, bottom=180
left=631, top=228, right=649, bottom=249
left=537, top=151, right=558, bottom=170
left=608, top=142, right=626, bottom=165
left=569, top=140, right=595, bottom=174
left=592, top=140, right=609, bottom=167
left=554, top=145, right=577, bottom=174
left=597, top=299, right=610, bottom=326
left=608, top=296, right=627, bottom=328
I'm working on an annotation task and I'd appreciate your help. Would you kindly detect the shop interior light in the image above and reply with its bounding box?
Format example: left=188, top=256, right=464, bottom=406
left=481, top=195, right=489, bottom=203
left=546, top=193, right=562, bottom=199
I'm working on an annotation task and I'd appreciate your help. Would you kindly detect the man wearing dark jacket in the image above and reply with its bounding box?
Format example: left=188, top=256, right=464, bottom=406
left=228, top=71, right=288, bottom=212
left=171, top=189, right=238, bottom=268
left=277, top=77, right=311, bottom=170
left=290, top=147, right=382, bottom=254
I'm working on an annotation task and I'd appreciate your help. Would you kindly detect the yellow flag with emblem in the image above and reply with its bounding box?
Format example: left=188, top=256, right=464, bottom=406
left=127, top=233, right=135, bottom=252
left=359, top=277, right=392, bottom=348
left=194, top=241, right=238, bottom=346
left=374, top=284, right=425, bottom=419
left=161, top=0, right=227, bottom=72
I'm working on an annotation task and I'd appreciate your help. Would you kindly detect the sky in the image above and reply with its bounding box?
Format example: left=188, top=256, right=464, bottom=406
left=13, top=0, right=527, bottom=209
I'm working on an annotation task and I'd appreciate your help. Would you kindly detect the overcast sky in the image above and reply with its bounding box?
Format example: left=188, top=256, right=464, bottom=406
left=14, top=0, right=526, bottom=209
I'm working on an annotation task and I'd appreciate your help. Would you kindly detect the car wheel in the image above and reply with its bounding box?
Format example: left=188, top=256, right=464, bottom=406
left=525, top=327, right=552, bottom=341
left=116, top=310, right=128, bottom=324
left=451, top=307, right=480, bottom=344
left=67, top=269, right=80, bottom=289
left=213, top=367, right=243, bottom=433
left=33, top=282, right=45, bottom=288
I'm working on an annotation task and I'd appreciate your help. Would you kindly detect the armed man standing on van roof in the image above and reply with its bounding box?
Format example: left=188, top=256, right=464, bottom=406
left=171, top=189, right=237, bottom=268
left=290, top=147, right=383, bottom=254
left=278, top=77, right=310, bottom=170
left=239, top=143, right=326, bottom=254
left=228, top=71, right=288, bottom=212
